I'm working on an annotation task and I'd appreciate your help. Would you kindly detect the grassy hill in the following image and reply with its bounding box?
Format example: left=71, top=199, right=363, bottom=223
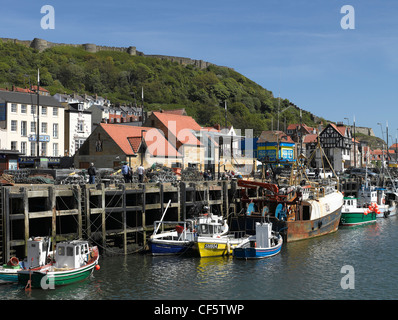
left=0, top=39, right=327, bottom=135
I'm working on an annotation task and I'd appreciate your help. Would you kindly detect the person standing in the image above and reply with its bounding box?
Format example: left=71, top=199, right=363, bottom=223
left=137, top=164, right=145, bottom=183
left=122, top=163, right=131, bottom=183
left=88, top=162, right=97, bottom=184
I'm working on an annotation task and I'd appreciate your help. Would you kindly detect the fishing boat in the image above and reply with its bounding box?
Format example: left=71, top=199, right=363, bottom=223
left=356, top=184, right=397, bottom=218
left=236, top=179, right=343, bottom=242
left=195, top=213, right=248, bottom=257
left=0, top=237, right=52, bottom=284
left=149, top=219, right=197, bottom=255
left=340, top=196, right=377, bottom=226
left=233, top=139, right=344, bottom=242
left=18, top=240, right=99, bottom=289
left=233, top=222, right=283, bottom=259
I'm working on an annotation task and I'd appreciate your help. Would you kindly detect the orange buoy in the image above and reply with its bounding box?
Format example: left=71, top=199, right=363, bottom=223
left=95, top=265, right=100, bottom=271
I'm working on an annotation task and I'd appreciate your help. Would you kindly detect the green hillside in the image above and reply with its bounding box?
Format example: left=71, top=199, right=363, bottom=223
left=0, top=39, right=326, bottom=134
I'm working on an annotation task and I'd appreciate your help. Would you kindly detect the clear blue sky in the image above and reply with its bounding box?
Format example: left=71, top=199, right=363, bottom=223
left=2, top=0, right=398, bottom=142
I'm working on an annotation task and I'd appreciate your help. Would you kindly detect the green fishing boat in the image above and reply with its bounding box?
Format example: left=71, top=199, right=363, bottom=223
left=340, top=196, right=377, bottom=226
left=18, top=240, right=99, bottom=289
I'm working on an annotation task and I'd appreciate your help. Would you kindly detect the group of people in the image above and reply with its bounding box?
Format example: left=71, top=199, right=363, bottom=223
left=122, top=163, right=145, bottom=183
left=203, top=170, right=242, bottom=181
left=87, top=162, right=145, bottom=184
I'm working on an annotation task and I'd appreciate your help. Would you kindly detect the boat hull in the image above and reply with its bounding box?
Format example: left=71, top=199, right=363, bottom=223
left=234, top=239, right=283, bottom=259
left=340, top=211, right=376, bottom=226
left=196, top=237, right=247, bottom=258
left=149, top=240, right=195, bottom=256
left=0, top=267, right=20, bottom=283
left=18, top=262, right=97, bottom=288
left=283, top=206, right=342, bottom=242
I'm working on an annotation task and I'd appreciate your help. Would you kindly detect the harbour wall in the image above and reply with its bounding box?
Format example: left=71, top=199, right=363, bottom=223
left=0, top=180, right=237, bottom=263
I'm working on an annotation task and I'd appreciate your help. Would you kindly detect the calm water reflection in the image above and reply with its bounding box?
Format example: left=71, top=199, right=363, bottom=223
left=1, top=216, right=398, bottom=300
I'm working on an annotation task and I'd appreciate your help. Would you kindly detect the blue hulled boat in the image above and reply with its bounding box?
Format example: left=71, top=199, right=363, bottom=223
left=233, top=222, right=282, bottom=259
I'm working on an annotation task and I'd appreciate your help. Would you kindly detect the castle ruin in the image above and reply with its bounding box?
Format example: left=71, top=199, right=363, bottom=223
left=0, top=37, right=215, bottom=70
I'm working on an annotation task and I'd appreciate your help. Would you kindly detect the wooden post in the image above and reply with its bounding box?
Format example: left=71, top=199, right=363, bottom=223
left=85, top=186, right=91, bottom=240
left=3, top=187, right=11, bottom=262
left=141, top=183, right=146, bottom=248
left=23, top=188, right=29, bottom=257
left=180, top=182, right=186, bottom=221
left=74, top=185, right=82, bottom=239
left=101, top=184, right=106, bottom=248
left=122, top=184, right=127, bottom=255
left=49, top=186, right=56, bottom=252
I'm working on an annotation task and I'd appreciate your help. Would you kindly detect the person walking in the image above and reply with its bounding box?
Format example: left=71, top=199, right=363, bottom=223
left=88, top=162, right=97, bottom=184
left=122, top=162, right=131, bottom=183
left=137, top=164, right=145, bottom=183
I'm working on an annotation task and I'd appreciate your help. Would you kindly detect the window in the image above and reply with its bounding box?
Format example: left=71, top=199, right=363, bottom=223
left=58, top=246, right=65, bottom=256
left=53, top=107, right=58, bottom=117
left=67, top=247, right=73, bottom=256
left=77, top=120, right=84, bottom=132
left=41, top=106, right=47, bottom=116
left=21, top=104, right=27, bottom=114
left=11, top=103, right=17, bottom=113
left=75, top=139, right=85, bottom=151
left=41, top=142, right=47, bottom=156
left=53, top=123, right=58, bottom=138
left=31, top=106, right=36, bottom=114
left=11, top=120, right=17, bottom=132
left=41, top=122, right=47, bottom=134
left=21, top=142, right=27, bottom=155
left=30, top=122, right=36, bottom=133
left=21, top=121, right=27, bottom=136
left=11, top=141, right=17, bottom=150
left=53, top=143, right=58, bottom=157
left=30, top=142, right=36, bottom=156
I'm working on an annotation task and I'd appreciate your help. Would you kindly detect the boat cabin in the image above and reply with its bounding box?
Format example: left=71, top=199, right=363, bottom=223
left=26, top=237, right=51, bottom=268
left=343, top=196, right=358, bottom=209
left=55, top=240, right=90, bottom=269
left=252, top=222, right=273, bottom=248
left=196, top=214, right=226, bottom=237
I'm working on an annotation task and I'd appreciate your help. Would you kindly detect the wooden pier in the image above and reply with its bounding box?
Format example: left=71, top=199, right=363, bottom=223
left=0, top=180, right=235, bottom=263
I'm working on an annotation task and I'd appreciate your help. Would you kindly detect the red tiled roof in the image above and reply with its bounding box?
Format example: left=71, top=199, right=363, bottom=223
left=100, top=123, right=181, bottom=157
left=152, top=112, right=202, bottom=146
left=303, top=134, right=318, bottom=143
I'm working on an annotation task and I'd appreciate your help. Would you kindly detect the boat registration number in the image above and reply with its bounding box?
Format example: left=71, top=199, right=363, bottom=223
left=204, top=244, right=218, bottom=249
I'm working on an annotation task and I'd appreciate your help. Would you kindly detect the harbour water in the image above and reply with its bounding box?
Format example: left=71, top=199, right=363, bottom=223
left=1, top=215, right=398, bottom=301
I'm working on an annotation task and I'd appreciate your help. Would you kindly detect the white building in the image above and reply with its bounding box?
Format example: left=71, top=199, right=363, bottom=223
left=0, top=90, right=65, bottom=157
left=64, top=102, right=92, bottom=156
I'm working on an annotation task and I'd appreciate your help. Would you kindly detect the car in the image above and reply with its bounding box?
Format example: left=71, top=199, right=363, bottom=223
left=307, top=168, right=333, bottom=179
left=348, top=168, right=377, bottom=177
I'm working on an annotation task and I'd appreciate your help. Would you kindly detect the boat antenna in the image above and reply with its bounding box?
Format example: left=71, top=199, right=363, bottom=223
left=154, top=200, right=172, bottom=235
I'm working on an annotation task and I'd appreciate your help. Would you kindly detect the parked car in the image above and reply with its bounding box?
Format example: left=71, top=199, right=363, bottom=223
left=307, top=168, right=333, bottom=179
left=347, top=168, right=377, bottom=178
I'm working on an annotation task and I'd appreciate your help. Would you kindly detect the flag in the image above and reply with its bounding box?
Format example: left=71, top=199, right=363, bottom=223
left=141, top=87, right=144, bottom=100
left=37, top=68, right=40, bottom=86
left=224, top=101, right=227, bottom=110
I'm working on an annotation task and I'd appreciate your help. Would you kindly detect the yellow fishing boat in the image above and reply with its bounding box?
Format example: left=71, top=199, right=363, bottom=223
left=195, top=213, right=248, bottom=257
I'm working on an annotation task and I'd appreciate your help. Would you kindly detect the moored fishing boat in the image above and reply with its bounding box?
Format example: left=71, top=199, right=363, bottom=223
left=0, top=236, right=52, bottom=284
left=340, top=196, right=377, bottom=226
left=18, top=240, right=99, bottom=289
left=234, top=139, right=343, bottom=242
left=149, top=219, right=197, bottom=255
left=236, top=178, right=343, bottom=243
left=356, top=184, right=397, bottom=218
left=195, top=213, right=248, bottom=257
left=233, top=221, right=282, bottom=259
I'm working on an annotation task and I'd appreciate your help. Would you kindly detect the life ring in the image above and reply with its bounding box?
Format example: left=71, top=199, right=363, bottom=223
left=8, top=257, right=19, bottom=267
